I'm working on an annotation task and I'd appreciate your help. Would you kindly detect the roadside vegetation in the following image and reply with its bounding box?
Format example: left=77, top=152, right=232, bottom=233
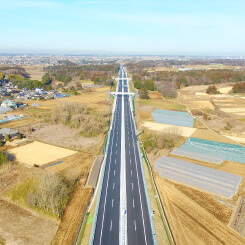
left=10, top=172, right=76, bottom=219
left=140, top=131, right=183, bottom=153
left=43, top=102, right=110, bottom=137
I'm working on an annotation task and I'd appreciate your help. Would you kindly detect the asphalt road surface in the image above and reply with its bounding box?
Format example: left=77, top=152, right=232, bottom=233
left=93, top=66, right=154, bottom=245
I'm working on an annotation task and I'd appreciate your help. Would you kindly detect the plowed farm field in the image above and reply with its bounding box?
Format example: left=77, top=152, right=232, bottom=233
left=44, top=152, right=93, bottom=180
left=155, top=175, right=245, bottom=245
left=8, top=141, right=77, bottom=166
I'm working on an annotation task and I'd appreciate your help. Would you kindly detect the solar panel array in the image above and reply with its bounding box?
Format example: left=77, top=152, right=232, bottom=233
left=173, top=137, right=245, bottom=164
left=155, top=156, right=242, bottom=199
left=152, top=109, right=194, bottom=127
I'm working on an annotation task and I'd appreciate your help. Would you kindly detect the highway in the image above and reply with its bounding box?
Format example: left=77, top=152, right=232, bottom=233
left=92, top=66, right=155, bottom=245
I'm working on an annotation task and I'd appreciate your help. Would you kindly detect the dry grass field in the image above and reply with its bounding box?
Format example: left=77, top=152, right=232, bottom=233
left=0, top=198, right=59, bottom=245
left=190, top=129, right=236, bottom=143
left=22, top=86, right=110, bottom=111
left=141, top=122, right=196, bottom=137
left=218, top=86, right=233, bottom=94
left=8, top=141, right=77, bottom=166
left=155, top=176, right=245, bottom=245
left=191, top=100, right=215, bottom=110
left=22, top=65, right=46, bottom=81
left=139, top=90, right=187, bottom=112
left=223, top=134, right=245, bottom=144
left=0, top=162, right=59, bottom=245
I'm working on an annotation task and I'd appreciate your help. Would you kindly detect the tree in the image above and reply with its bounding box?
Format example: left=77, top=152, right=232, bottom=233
left=232, top=82, right=245, bottom=93
left=134, top=80, right=142, bottom=89
left=0, top=152, right=8, bottom=164
left=42, top=74, right=52, bottom=85
left=5, top=134, right=9, bottom=141
left=206, top=85, right=219, bottom=94
left=144, top=80, right=154, bottom=91
left=44, top=84, right=53, bottom=91
left=154, top=81, right=177, bottom=98
left=139, top=87, right=149, bottom=99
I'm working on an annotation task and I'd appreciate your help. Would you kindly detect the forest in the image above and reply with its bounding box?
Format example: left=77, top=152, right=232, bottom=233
left=127, top=61, right=245, bottom=98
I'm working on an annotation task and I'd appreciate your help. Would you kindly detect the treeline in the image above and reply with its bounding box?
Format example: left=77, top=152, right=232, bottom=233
left=131, top=68, right=245, bottom=86
left=7, top=74, right=52, bottom=90
left=44, top=62, right=119, bottom=86
left=0, top=66, right=30, bottom=78
left=128, top=62, right=245, bottom=98
left=127, top=59, right=245, bottom=71
left=232, top=82, right=245, bottom=93
left=135, top=79, right=177, bottom=98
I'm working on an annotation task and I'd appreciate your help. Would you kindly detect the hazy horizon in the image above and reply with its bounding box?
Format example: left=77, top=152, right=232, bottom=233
left=1, top=0, right=245, bottom=56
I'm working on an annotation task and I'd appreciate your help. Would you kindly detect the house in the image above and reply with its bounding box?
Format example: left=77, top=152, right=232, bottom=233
left=35, top=88, right=44, bottom=94
left=0, top=128, right=18, bottom=139
left=1, top=100, right=17, bottom=108
left=31, top=93, right=42, bottom=100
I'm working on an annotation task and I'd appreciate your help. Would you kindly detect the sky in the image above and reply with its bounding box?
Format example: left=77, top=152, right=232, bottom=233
left=1, top=0, right=245, bottom=55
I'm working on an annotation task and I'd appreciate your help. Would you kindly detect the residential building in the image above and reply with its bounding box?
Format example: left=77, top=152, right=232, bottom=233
left=1, top=100, right=17, bottom=108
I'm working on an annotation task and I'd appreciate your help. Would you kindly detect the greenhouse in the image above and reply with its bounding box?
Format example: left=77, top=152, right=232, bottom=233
left=152, top=109, right=194, bottom=127
left=172, top=137, right=245, bottom=164
left=155, top=156, right=242, bottom=199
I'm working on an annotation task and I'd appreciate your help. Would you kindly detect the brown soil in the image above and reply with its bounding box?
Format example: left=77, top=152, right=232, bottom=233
left=217, top=161, right=245, bottom=179
left=51, top=183, right=92, bottom=245
left=44, top=152, right=93, bottom=180
left=155, top=175, right=245, bottom=245
left=8, top=141, right=76, bottom=166
left=139, top=110, right=153, bottom=120
left=190, top=129, right=235, bottom=143
left=0, top=198, right=59, bottom=245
